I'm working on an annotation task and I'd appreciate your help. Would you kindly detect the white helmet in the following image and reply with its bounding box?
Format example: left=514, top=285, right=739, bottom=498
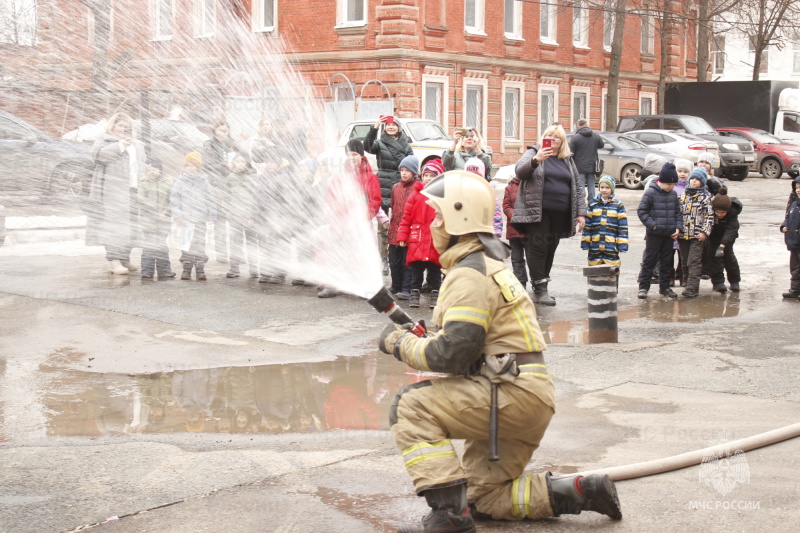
left=421, top=170, right=495, bottom=236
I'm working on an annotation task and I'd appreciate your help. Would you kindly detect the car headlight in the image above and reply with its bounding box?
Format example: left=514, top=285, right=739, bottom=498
left=784, top=151, right=800, bottom=158
left=722, top=143, right=740, bottom=151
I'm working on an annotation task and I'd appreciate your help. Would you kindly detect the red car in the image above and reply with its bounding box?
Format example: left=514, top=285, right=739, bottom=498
left=716, top=127, right=800, bottom=179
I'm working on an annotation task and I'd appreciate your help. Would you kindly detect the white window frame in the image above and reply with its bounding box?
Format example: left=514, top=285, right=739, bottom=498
left=712, top=35, right=726, bottom=75
left=253, top=0, right=277, bottom=33
left=639, top=92, right=656, bottom=115
left=465, top=0, right=486, bottom=35
left=462, top=77, right=489, bottom=139
left=336, top=0, right=367, bottom=28
left=194, top=0, right=215, bottom=38
left=422, top=74, right=450, bottom=132
left=572, top=0, right=589, bottom=48
left=540, top=0, right=557, bottom=44
left=538, top=83, right=559, bottom=137
left=570, top=86, right=591, bottom=131
left=603, top=7, right=614, bottom=51
left=151, top=0, right=173, bottom=41
left=504, top=0, right=523, bottom=40
left=502, top=81, right=525, bottom=147
left=640, top=9, right=654, bottom=55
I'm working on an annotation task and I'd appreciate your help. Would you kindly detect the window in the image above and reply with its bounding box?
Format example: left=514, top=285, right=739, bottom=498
left=338, top=0, right=366, bottom=27
left=424, top=82, right=444, bottom=124
left=538, top=84, right=558, bottom=136
left=504, top=0, right=522, bottom=39
left=712, top=35, right=726, bottom=74
left=540, top=0, right=557, bottom=43
left=784, top=113, right=800, bottom=134
left=0, top=0, right=37, bottom=45
left=195, top=0, right=214, bottom=38
left=639, top=93, right=655, bottom=115
left=572, top=0, right=588, bottom=47
left=502, top=83, right=524, bottom=142
left=603, top=5, right=614, bottom=51
left=152, top=0, right=172, bottom=39
left=571, top=88, right=589, bottom=130
left=465, top=0, right=485, bottom=34
left=0, top=117, right=34, bottom=141
left=253, top=0, right=277, bottom=32
left=464, top=84, right=485, bottom=133
left=640, top=9, right=654, bottom=55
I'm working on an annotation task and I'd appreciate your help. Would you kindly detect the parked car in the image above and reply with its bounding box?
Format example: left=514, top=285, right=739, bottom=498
left=624, top=129, right=720, bottom=165
left=337, top=118, right=476, bottom=170
left=716, top=127, right=800, bottom=180
left=63, top=118, right=209, bottom=178
left=617, top=114, right=756, bottom=181
left=0, top=110, right=93, bottom=199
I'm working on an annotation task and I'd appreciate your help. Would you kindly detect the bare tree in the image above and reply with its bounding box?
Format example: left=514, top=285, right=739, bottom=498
left=697, top=0, right=743, bottom=81
left=80, top=0, right=111, bottom=90
left=0, top=0, right=37, bottom=46
left=605, top=0, right=627, bottom=131
left=724, top=0, right=800, bottom=80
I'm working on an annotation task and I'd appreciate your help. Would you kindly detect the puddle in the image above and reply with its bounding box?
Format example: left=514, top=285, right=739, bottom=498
left=9, top=354, right=440, bottom=439
left=542, top=294, right=743, bottom=344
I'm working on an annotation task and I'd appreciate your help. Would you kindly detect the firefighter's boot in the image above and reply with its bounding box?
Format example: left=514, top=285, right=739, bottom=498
left=397, top=484, right=476, bottom=533
left=548, top=474, right=622, bottom=520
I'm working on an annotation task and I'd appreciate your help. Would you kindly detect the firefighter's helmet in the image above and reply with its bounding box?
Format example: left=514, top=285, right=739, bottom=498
left=421, top=170, right=495, bottom=236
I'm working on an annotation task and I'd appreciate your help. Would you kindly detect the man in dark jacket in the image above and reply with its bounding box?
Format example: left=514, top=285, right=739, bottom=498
left=568, top=119, right=604, bottom=201
left=636, top=162, right=683, bottom=299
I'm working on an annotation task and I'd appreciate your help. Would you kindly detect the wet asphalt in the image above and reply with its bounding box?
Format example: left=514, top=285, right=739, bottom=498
left=0, top=175, right=798, bottom=532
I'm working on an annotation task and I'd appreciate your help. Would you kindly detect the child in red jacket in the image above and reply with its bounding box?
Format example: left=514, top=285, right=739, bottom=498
left=398, top=159, right=443, bottom=308
left=502, top=176, right=530, bottom=289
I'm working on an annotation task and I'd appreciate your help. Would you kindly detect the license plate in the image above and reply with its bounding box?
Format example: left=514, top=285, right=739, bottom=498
left=744, top=156, right=755, bottom=162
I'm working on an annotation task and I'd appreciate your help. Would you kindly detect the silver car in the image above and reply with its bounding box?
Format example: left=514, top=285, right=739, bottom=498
left=624, top=129, right=720, bottom=166
left=592, top=132, right=676, bottom=189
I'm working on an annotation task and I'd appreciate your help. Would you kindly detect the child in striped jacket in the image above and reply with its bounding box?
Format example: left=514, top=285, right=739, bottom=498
left=581, top=175, right=629, bottom=266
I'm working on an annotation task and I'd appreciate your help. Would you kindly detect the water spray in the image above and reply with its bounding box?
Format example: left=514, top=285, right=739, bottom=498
left=367, top=286, right=427, bottom=337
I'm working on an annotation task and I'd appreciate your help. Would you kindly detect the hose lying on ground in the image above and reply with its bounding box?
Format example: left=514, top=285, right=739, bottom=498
left=576, top=422, right=800, bottom=481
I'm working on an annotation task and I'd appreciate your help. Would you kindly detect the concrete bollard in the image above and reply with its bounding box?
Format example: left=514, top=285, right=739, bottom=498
left=582, top=264, right=619, bottom=343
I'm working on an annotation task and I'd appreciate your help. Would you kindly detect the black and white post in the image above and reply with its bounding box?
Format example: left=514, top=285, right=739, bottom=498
left=582, top=265, right=619, bottom=343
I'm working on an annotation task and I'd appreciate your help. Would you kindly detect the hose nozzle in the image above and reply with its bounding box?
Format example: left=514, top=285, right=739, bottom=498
left=368, top=286, right=427, bottom=336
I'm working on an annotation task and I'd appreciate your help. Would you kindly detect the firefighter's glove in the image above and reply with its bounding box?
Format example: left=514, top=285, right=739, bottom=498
left=715, top=247, right=725, bottom=258
left=379, top=323, right=408, bottom=359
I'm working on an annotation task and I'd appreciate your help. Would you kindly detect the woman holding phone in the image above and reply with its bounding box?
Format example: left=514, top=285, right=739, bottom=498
left=510, top=124, right=587, bottom=305
left=442, top=126, right=492, bottom=177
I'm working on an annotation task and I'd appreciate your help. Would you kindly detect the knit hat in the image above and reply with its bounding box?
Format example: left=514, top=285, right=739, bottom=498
left=697, top=152, right=715, bottom=165
left=659, top=162, right=679, bottom=184
left=689, top=167, right=708, bottom=186
left=644, top=154, right=669, bottom=176
left=399, top=154, right=419, bottom=175
left=465, top=157, right=485, bottom=178
left=382, top=115, right=396, bottom=124
left=421, top=158, right=445, bottom=177
left=345, top=138, right=365, bottom=157
left=184, top=151, right=202, bottom=168
left=598, top=175, right=615, bottom=194
left=674, top=158, right=693, bottom=172
left=711, top=186, right=731, bottom=212
left=146, top=157, right=163, bottom=170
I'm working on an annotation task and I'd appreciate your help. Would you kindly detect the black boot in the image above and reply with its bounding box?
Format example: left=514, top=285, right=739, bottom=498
left=397, top=484, right=476, bottom=533
left=429, top=290, right=439, bottom=309
left=783, top=288, right=800, bottom=299
left=533, top=280, right=556, bottom=306
left=548, top=474, right=622, bottom=520
left=409, top=289, right=421, bottom=308
left=181, top=262, right=193, bottom=280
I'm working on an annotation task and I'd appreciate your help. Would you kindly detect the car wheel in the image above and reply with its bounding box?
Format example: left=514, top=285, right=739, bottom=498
left=727, top=166, right=749, bottom=182
left=48, top=164, right=87, bottom=200
left=621, top=164, right=643, bottom=189
left=759, top=158, right=783, bottom=180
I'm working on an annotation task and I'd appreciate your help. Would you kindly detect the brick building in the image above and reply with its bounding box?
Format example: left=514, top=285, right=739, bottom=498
left=2, top=0, right=701, bottom=167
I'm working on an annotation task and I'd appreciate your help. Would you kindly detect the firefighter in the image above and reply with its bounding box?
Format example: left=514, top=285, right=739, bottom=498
left=379, top=170, right=622, bottom=532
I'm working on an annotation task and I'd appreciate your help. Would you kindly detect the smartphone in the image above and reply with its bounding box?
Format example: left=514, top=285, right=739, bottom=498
left=542, top=138, right=552, bottom=149
left=456, top=128, right=466, bottom=136
left=466, top=129, right=474, bottom=137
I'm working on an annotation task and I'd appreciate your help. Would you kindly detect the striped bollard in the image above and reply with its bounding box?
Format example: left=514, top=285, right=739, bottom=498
left=582, top=265, right=619, bottom=343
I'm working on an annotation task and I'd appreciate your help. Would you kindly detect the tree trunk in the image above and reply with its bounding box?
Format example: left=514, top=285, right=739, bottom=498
left=696, top=0, right=710, bottom=81
left=606, top=0, right=627, bottom=131
left=657, top=6, right=670, bottom=112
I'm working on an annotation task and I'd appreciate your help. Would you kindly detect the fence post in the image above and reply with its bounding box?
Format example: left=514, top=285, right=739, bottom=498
left=582, top=265, right=619, bottom=343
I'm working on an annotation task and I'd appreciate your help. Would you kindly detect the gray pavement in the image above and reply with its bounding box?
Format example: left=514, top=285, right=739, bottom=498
left=0, top=176, right=798, bottom=532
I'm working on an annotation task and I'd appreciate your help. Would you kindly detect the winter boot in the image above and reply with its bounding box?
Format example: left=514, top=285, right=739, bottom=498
left=712, top=282, right=727, bottom=293
left=108, top=260, right=129, bottom=275
left=181, top=262, right=193, bottom=280
left=429, top=290, right=439, bottom=309
left=227, top=264, right=240, bottom=278
left=140, top=256, right=155, bottom=279
left=532, top=280, right=556, bottom=306
left=783, top=288, right=800, bottom=299
left=196, top=262, right=207, bottom=280
left=396, top=484, right=476, bottom=533
left=548, top=474, right=622, bottom=520
left=120, top=260, right=138, bottom=272
left=409, top=289, right=421, bottom=308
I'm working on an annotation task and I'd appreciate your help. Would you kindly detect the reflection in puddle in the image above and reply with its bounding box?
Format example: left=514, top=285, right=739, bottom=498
left=36, top=355, right=434, bottom=438
left=542, top=294, right=741, bottom=344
